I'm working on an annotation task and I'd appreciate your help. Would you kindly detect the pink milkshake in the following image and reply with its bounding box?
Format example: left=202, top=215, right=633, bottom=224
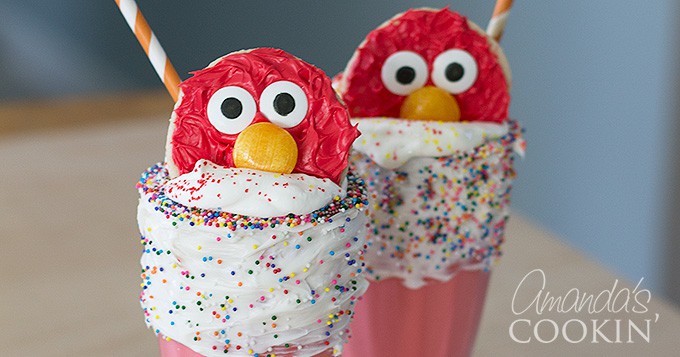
left=158, top=335, right=336, bottom=357
left=136, top=49, right=371, bottom=357
left=335, top=8, right=524, bottom=356
left=343, top=272, right=490, bottom=357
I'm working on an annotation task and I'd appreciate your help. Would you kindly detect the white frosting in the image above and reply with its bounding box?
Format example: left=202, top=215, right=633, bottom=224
left=138, top=171, right=369, bottom=356
left=353, top=153, right=511, bottom=289
left=350, top=119, right=521, bottom=289
left=166, top=159, right=346, bottom=217
left=351, top=118, right=509, bottom=169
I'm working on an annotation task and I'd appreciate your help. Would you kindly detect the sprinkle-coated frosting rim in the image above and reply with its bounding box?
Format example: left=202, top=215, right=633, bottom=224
left=137, top=167, right=369, bottom=231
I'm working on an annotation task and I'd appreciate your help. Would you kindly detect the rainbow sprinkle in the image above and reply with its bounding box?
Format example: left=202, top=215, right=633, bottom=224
left=137, top=166, right=370, bottom=356
left=351, top=120, right=523, bottom=288
left=137, top=167, right=368, bottom=229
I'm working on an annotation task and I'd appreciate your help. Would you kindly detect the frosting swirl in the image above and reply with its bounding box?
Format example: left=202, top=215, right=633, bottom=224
left=166, top=159, right=346, bottom=217
left=351, top=118, right=510, bottom=169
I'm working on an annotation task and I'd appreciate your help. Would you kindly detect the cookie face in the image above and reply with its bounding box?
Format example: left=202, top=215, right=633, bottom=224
left=339, top=8, right=510, bottom=123
left=166, top=48, right=359, bottom=184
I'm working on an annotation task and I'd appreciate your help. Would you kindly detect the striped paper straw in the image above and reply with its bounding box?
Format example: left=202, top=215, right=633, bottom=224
left=486, top=0, right=514, bottom=42
left=114, top=0, right=180, bottom=101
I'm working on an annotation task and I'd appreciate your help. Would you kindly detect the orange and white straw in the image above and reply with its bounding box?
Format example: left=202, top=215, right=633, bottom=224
left=114, top=0, right=181, bottom=101
left=486, top=0, right=514, bottom=42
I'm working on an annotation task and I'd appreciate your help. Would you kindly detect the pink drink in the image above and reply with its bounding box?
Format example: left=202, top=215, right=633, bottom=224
left=158, top=335, right=336, bottom=357
left=343, top=271, right=490, bottom=357
left=340, top=120, right=522, bottom=357
left=334, top=8, right=523, bottom=357
left=136, top=49, right=370, bottom=357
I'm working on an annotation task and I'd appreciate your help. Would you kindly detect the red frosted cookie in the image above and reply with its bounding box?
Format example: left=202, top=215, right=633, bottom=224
left=336, top=8, right=511, bottom=123
left=165, top=48, right=359, bottom=184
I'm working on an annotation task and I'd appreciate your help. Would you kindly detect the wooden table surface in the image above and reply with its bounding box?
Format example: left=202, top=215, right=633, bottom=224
left=1, top=93, right=678, bottom=356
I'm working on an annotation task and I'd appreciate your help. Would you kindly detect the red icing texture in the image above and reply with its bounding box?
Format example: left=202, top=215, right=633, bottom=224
left=341, top=8, right=509, bottom=123
left=171, top=48, right=359, bottom=184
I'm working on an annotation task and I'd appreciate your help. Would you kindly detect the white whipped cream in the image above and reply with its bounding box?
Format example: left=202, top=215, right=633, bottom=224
left=138, top=166, right=369, bottom=356
left=351, top=118, right=509, bottom=169
left=166, top=159, right=346, bottom=217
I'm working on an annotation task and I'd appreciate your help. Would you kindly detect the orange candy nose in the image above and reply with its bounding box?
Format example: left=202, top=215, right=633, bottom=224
left=233, top=122, right=298, bottom=174
left=400, top=86, right=461, bottom=122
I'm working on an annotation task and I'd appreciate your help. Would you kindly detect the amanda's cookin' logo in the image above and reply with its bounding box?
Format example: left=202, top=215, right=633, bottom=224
left=509, top=269, right=660, bottom=344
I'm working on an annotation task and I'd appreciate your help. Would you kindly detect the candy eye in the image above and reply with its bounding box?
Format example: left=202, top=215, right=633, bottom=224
left=432, top=49, right=478, bottom=94
left=207, top=86, right=257, bottom=134
left=259, top=81, right=309, bottom=128
left=381, top=51, right=428, bottom=96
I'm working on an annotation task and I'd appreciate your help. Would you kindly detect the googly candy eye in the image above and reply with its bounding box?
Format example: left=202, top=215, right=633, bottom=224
left=259, top=81, right=309, bottom=129
left=431, top=49, right=478, bottom=94
left=381, top=51, right=428, bottom=96
left=206, top=86, right=257, bottom=134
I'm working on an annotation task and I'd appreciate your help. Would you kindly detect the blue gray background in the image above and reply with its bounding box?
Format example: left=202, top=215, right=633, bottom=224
left=1, top=1, right=678, bottom=304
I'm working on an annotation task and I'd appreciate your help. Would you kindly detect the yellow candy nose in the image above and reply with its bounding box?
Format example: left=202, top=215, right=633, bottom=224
left=400, top=86, right=461, bottom=122
left=233, top=122, right=298, bottom=174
